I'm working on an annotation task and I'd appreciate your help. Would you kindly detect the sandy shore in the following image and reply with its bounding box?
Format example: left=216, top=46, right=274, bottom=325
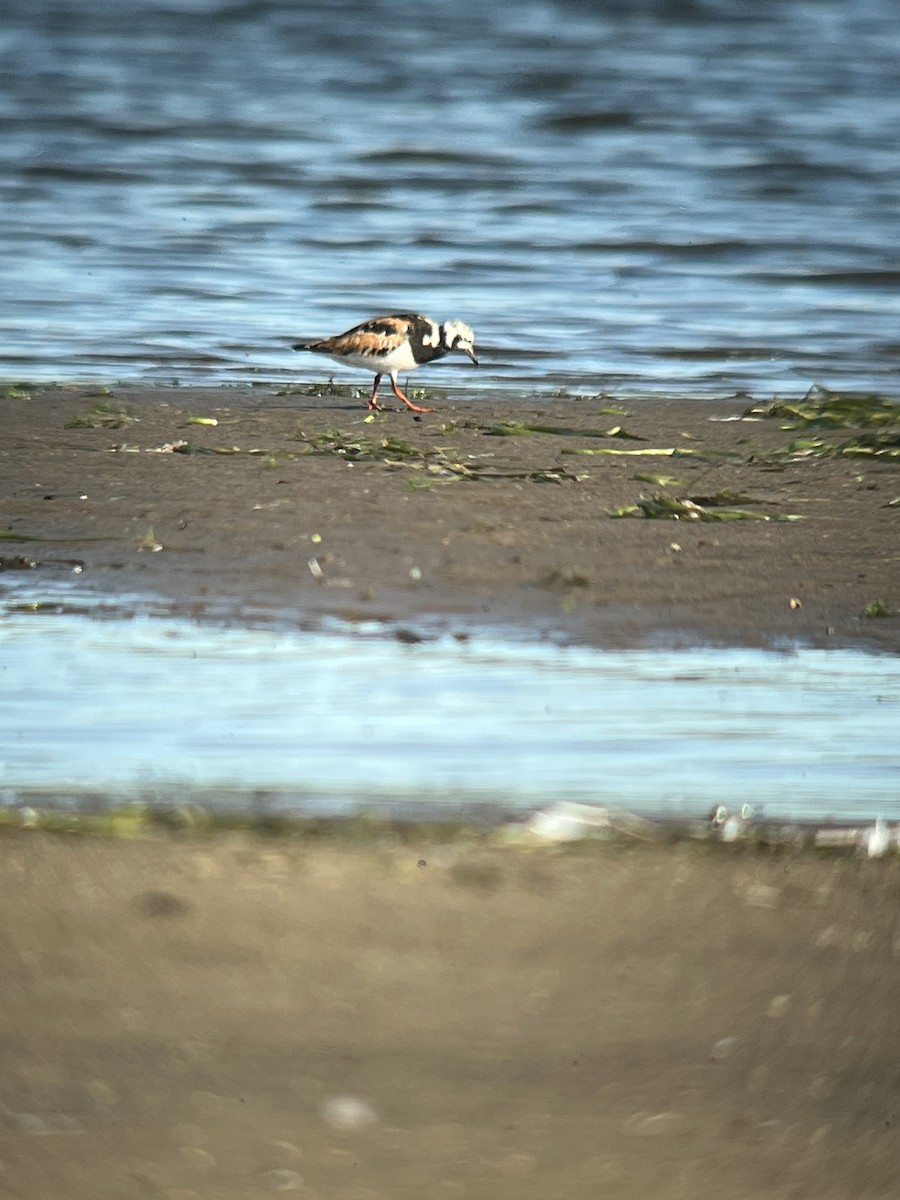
left=3, top=385, right=900, bottom=1197
left=2, top=384, right=898, bottom=648
left=0, top=834, right=897, bottom=1199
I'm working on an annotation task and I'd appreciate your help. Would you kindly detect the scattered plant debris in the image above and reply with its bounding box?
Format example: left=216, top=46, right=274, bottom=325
left=682, top=488, right=774, bottom=507
left=561, top=446, right=734, bottom=459
left=275, top=380, right=363, bottom=398
left=66, top=402, right=136, bottom=429
left=758, top=433, right=900, bottom=465
left=538, top=568, right=591, bottom=588
left=483, top=419, right=643, bottom=439
left=139, top=526, right=163, bottom=552
left=632, top=472, right=686, bottom=488
left=609, top=493, right=803, bottom=522
left=746, top=386, right=900, bottom=463
left=745, top=385, right=900, bottom=430
left=860, top=599, right=891, bottom=619
left=289, top=428, right=583, bottom=483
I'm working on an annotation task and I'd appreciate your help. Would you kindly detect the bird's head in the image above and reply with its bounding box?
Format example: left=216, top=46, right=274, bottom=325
left=441, top=320, right=478, bottom=365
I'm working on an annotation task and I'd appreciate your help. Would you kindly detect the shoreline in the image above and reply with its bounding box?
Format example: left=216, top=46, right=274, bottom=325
left=4, top=383, right=900, bottom=1197
left=1, top=797, right=895, bottom=852
left=3, top=383, right=899, bottom=651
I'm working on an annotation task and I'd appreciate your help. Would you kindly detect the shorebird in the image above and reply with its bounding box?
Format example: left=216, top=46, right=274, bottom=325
left=291, top=313, right=477, bottom=413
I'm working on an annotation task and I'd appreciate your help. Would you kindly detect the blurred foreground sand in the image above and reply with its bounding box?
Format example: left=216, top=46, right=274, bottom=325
left=1, top=836, right=897, bottom=1199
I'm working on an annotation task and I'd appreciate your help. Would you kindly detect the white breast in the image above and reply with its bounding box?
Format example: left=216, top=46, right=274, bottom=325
left=331, top=342, right=419, bottom=375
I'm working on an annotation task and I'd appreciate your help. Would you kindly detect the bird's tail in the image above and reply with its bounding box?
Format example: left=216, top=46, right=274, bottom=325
left=291, top=341, right=314, bottom=352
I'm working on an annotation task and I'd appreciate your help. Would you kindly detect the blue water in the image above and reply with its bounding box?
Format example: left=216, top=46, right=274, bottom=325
left=2, top=0, right=900, bottom=396
left=2, top=602, right=899, bottom=822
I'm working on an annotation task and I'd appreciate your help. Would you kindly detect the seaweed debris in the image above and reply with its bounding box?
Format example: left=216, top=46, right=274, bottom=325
left=860, top=599, right=893, bottom=619
left=483, top=419, right=643, bottom=440
left=609, top=491, right=803, bottom=522
left=745, top=385, right=900, bottom=430
left=66, top=402, right=136, bottom=429
left=747, top=386, right=900, bottom=464
left=290, top=428, right=583, bottom=483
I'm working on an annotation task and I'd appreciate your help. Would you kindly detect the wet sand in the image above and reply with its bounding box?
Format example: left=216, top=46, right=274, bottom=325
left=3, top=384, right=898, bottom=648
left=1, top=835, right=898, bottom=1200
left=3, top=387, right=900, bottom=1197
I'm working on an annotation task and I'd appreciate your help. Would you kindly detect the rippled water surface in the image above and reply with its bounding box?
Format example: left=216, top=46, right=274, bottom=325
left=3, top=603, right=899, bottom=822
left=2, top=0, right=900, bottom=395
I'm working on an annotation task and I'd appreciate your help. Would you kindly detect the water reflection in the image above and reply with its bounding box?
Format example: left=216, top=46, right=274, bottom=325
left=2, top=605, right=898, bottom=822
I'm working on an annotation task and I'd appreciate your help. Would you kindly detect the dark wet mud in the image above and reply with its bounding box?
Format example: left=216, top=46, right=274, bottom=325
left=3, top=385, right=899, bottom=650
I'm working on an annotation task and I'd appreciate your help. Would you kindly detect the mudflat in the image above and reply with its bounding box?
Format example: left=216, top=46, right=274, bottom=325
left=3, top=386, right=900, bottom=1198
left=2, top=384, right=898, bottom=648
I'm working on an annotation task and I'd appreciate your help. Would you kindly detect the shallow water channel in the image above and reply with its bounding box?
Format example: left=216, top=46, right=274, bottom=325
left=2, top=593, right=898, bottom=825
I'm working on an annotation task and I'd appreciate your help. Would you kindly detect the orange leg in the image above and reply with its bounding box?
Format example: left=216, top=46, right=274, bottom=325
left=389, top=375, right=433, bottom=414
left=367, top=374, right=386, bottom=411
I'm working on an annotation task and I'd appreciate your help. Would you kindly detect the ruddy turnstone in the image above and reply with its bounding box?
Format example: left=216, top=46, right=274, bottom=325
left=291, top=313, right=477, bottom=413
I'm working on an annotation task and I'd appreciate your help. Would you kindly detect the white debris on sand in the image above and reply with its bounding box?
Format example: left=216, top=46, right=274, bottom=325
left=507, top=801, right=661, bottom=845
left=506, top=801, right=900, bottom=853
